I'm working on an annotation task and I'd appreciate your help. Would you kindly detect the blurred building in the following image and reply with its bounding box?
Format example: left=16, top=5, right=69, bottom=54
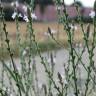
left=0, top=0, right=93, bottom=22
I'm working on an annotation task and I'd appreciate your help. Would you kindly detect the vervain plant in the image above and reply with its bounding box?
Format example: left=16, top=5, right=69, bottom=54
left=0, top=0, right=96, bottom=96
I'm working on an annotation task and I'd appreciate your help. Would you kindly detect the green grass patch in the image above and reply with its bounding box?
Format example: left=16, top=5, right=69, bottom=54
left=0, top=40, right=64, bottom=59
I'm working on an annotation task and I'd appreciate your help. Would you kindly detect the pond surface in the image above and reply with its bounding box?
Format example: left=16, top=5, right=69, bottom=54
left=1, top=47, right=96, bottom=84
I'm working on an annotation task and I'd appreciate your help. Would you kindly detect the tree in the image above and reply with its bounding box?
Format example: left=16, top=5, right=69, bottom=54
left=71, top=1, right=83, bottom=7
left=1, top=0, right=13, bottom=2
left=19, top=0, right=54, bottom=12
left=30, top=0, right=54, bottom=14
left=94, top=0, right=96, bottom=12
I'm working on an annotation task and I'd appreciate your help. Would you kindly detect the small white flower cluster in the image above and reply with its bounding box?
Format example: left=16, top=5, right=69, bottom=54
left=31, top=13, right=37, bottom=20
left=75, top=43, right=83, bottom=48
left=65, top=24, right=77, bottom=31
left=69, top=24, right=77, bottom=31
left=89, top=10, right=95, bottom=18
left=12, top=12, right=17, bottom=19
left=56, top=6, right=64, bottom=11
left=2, top=87, right=13, bottom=96
left=22, top=5, right=28, bottom=13
left=12, top=11, right=37, bottom=22
left=60, top=74, right=68, bottom=84
left=23, top=15, right=29, bottom=22
left=23, top=13, right=37, bottom=22
left=11, top=1, right=37, bottom=22
left=22, top=47, right=29, bottom=56
left=12, top=12, right=22, bottom=19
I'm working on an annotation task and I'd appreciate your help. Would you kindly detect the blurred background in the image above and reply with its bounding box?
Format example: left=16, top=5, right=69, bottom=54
left=0, top=0, right=95, bottom=22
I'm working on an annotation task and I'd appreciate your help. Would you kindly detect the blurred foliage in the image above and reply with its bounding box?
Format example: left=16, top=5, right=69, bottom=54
left=71, top=1, right=83, bottom=7
left=24, top=0, right=54, bottom=5
left=24, top=0, right=54, bottom=13
left=94, top=0, right=96, bottom=11
left=1, top=0, right=13, bottom=2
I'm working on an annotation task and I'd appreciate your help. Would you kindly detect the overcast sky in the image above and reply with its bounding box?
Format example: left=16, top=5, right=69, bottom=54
left=64, top=0, right=95, bottom=7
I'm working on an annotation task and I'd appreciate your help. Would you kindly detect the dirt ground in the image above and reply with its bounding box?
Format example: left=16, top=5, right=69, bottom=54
left=1, top=21, right=93, bottom=45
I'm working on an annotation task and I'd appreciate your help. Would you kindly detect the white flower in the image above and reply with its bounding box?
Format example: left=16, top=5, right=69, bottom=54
left=11, top=2, right=14, bottom=6
left=15, top=1, right=19, bottom=7
left=60, top=74, right=65, bottom=80
left=64, top=79, right=68, bottom=84
left=75, top=43, right=82, bottom=48
left=89, top=10, right=95, bottom=18
left=31, top=13, right=37, bottom=20
left=53, top=58, right=56, bottom=63
left=23, top=15, right=29, bottom=22
left=12, top=12, right=17, bottom=19
left=56, top=6, right=61, bottom=10
left=51, top=29, right=57, bottom=34
left=60, top=74, right=68, bottom=84
left=2, top=87, right=6, bottom=91
left=7, top=88, right=11, bottom=92
left=12, top=12, right=23, bottom=19
left=22, top=50, right=27, bottom=56
left=74, top=26, right=77, bottom=30
left=56, top=6, right=63, bottom=10
left=17, top=67, right=21, bottom=72
left=79, top=43, right=82, bottom=48
left=22, top=47, right=29, bottom=56
left=11, top=1, right=19, bottom=7
left=44, top=29, right=57, bottom=37
left=22, top=5, right=28, bottom=12
left=69, top=24, right=77, bottom=31
left=18, top=13, right=23, bottom=18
